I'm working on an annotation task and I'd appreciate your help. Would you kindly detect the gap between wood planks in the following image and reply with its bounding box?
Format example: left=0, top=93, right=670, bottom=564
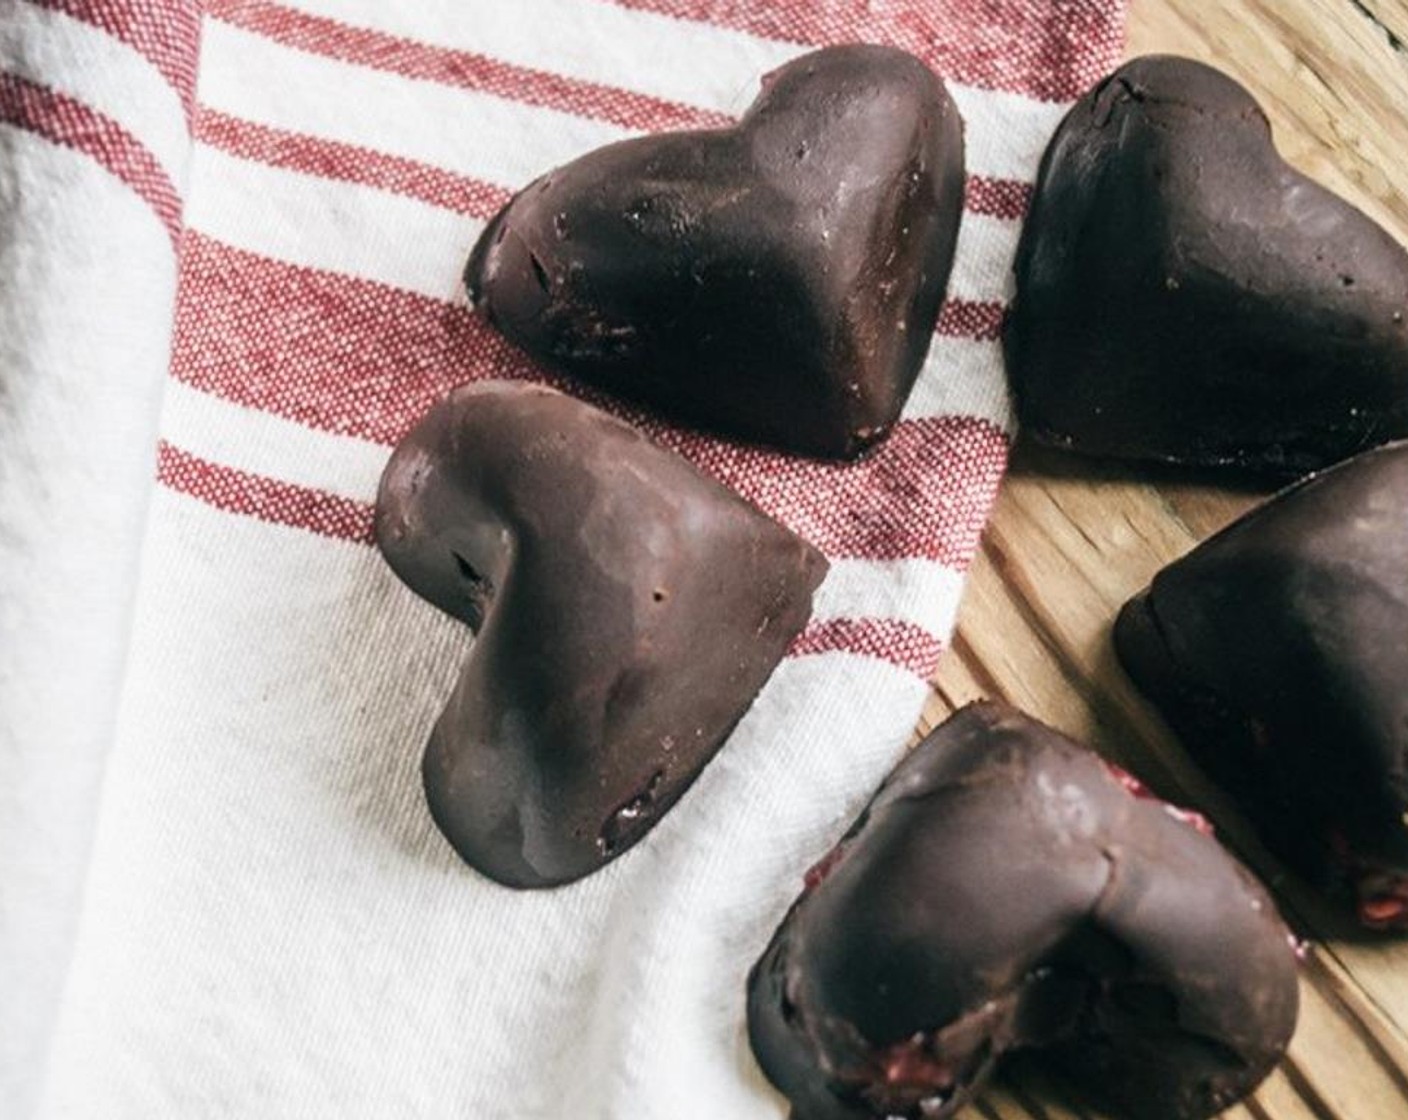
left=1348, top=0, right=1407, bottom=52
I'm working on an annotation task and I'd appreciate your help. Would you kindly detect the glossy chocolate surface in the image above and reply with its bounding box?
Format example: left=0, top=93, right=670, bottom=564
left=1117, top=440, right=1408, bottom=931
left=1006, top=55, right=1408, bottom=477
left=748, top=702, right=1298, bottom=1120
left=375, top=383, right=827, bottom=887
left=465, top=45, right=965, bottom=460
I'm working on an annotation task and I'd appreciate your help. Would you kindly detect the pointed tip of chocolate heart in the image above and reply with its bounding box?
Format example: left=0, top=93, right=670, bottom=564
left=464, top=45, right=966, bottom=460
left=1006, top=54, right=1408, bottom=479
left=747, top=700, right=1299, bottom=1120
left=1116, top=438, right=1408, bottom=931
left=375, top=381, right=828, bottom=887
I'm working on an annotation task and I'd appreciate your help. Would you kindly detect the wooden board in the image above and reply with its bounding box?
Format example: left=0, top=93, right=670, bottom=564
left=933, top=2, right=1408, bottom=1117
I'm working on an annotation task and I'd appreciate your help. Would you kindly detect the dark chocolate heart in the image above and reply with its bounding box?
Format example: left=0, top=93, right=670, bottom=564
left=375, top=382, right=827, bottom=887
left=748, top=701, right=1298, bottom=1120
left=1005, top=55, right=1408, bottom=477
left=1116, top=440, right=1408, bottom=931
left=465, top=45, right=965, bottom=460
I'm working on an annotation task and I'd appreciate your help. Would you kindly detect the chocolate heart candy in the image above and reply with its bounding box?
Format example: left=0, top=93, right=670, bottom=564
left=1117, top=440, right=1408, bottom=930
left=375, top=383, right=827, bottom=887
left=1006, top=55, right=1408, bottom=477
left=748, top=701, right=1298, bottom=1120
left=465, top=45, right=965, bottom=460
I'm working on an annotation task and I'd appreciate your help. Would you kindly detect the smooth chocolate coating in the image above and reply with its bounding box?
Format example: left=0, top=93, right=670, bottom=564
left=465, top=45, right=965, bottom=460
left=748, top=702, right=1298, bottom=1120
left=1116, top=440, right=1408, bottom=931
left=375, top=383, right=827, bottom=887
left=1006, top=55, right=1408, bottom=477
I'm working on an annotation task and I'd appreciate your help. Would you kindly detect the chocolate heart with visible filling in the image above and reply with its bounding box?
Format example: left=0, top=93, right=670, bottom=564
left=1117, top=440, right=1408, bottom=931
left=465, top=44, right=965, bottom=460
left=375, top=382, right=827, bottom=887
left=1005, top=55, right=1408, bottom=477
left=748, top=701, right=1298, bottom=1120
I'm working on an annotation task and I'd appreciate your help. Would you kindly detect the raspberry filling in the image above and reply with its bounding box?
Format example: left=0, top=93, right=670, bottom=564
left=803, top=843, right=850, bottom=891
left=1327, top=829, right=1408, bottom=931
left=833, top=1032, right=957, bottom=1116
left=1101, top=762, right=1215, bottom=836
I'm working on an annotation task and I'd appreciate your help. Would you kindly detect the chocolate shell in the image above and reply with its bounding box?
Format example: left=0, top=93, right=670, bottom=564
left=375, top=383, right=827, bottom=887
left=465, top=45, right=965, bottom=460
left=748, top=701, right=1298, bottom=1120
left=1005, top=55, right=1408, bottom=477
left=1116, top=440, right=1408, bottom=931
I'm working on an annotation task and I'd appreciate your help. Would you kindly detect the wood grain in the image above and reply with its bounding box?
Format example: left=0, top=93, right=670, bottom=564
left=930, top=2, right=1408, bottom=1117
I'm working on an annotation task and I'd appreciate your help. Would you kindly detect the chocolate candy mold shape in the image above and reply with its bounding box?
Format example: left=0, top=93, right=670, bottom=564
left=1117, top=440, right=1408, bottom=932
left=375, top=382, right=827, bottom=887
left=748, top=701, right=1299, bottom=1120
left=466, top=44, right=966, bottom=460
left=1006, top=55, right=1408, bottom=477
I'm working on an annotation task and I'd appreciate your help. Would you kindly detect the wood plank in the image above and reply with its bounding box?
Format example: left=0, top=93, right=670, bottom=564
left=918, top=1, right=1408, bottom=1116
left=1350, top=1, right=1408, bottom=50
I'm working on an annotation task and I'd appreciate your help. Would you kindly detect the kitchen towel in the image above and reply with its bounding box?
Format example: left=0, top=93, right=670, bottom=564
left=0, top=2, right=1125, bottom=1116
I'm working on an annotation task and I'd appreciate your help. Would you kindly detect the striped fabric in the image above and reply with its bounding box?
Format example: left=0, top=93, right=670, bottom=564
left=0, top=2, right=1125, bottom=1116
